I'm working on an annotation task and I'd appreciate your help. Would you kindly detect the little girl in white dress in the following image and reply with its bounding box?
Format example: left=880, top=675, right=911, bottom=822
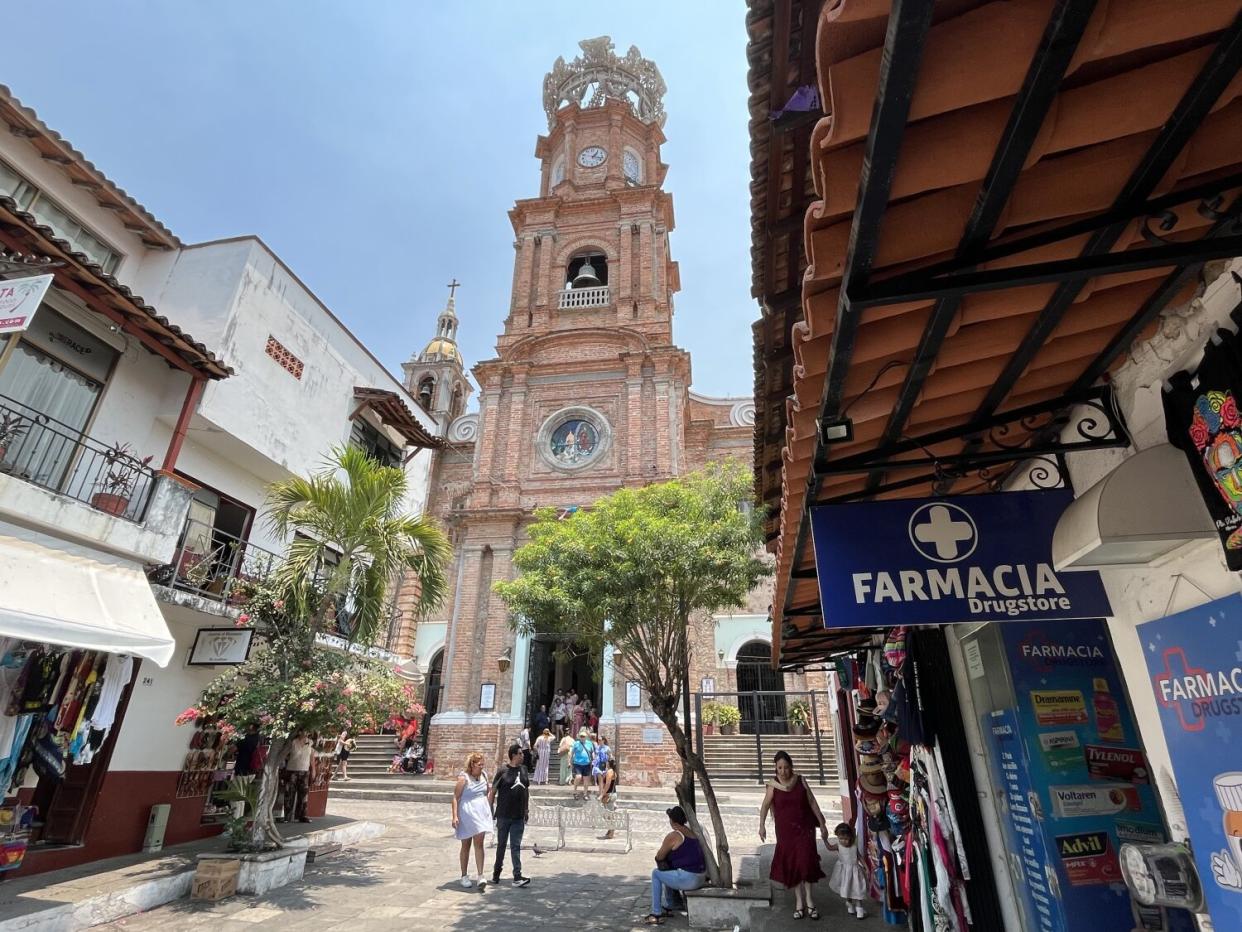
left=827, top=821, right=869, bottom=919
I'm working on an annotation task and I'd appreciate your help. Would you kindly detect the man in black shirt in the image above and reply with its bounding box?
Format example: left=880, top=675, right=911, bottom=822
left=488, top=743, right=531, bottom=887
left=233, top=723, right=261, bottom=779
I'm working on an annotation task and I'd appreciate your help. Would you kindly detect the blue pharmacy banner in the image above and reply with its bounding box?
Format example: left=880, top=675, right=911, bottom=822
left=994, top=620, right=1191, bottom=932
left=808, top=490, right=1111, bottom=628
left=1139, top=594, right=1242, bottom=931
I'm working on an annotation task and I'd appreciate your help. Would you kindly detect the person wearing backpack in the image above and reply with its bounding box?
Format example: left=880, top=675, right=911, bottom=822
left=570, top=728, right=595, bottom=801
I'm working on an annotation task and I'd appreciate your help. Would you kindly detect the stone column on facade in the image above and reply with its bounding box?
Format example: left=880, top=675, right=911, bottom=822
left=624, top=356, right=644, bottom=475
left=499, top=370, right=528, bottom=506
left=535, top=231, right=556, bottom=309
left=606, top=114, right=623, bottom=184
left=510, top=235, right=531, bottom=317
left=637, top=221, right=653, bottom=301
left=654, top=378, right=671, bottom=475
left=652, top=224, right=666, bottom=301
left=441, top=544, right=486, bottom=711
left=616, top=221, right=633, bottom=302
left=473, top=385, right=502, bottom=496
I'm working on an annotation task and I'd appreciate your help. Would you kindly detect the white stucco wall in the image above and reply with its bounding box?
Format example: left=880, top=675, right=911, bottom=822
left=108, top=603, right=223, bottom=772
left=136, top=237, right=434, bottom=516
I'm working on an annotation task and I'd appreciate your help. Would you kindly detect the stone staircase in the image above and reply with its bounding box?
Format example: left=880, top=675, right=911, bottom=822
left=700, top=733, right=838, bottom=787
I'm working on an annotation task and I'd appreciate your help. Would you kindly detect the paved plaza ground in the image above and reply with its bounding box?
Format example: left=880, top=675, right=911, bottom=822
left=95, top=798, right=889, bottom=932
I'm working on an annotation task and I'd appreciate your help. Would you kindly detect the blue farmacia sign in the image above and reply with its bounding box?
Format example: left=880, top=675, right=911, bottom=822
left=809, top=490, right=1112, bottom=629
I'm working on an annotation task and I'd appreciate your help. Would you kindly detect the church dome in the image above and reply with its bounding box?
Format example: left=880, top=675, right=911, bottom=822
left=421, top=337, right=461, bottom=363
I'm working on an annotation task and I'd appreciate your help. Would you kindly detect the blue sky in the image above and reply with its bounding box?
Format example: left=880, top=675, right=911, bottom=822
left=5, top=2, right=755, bottom=399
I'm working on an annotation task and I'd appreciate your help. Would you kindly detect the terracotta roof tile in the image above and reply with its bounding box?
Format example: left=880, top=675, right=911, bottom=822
left=754, top=0, right=1242, bottom=662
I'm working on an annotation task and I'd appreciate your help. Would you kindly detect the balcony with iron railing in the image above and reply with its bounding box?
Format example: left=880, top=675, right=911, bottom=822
left=0, top=391, right=197, bottom=565
left=148, top=517, right=283, bottom=610
left=557, top=285, right=611, bottom=309
left=0, top=393, right=158, bottom=523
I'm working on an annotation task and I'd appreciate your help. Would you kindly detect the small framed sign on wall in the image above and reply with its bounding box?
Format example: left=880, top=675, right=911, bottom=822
left=625, top=681, right=641, bottom=708
left=479, top=682, right=496, bottom=711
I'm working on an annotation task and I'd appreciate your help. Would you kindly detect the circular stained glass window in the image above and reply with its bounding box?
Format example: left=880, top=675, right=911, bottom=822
left=549, top=418, right=599, bottom=466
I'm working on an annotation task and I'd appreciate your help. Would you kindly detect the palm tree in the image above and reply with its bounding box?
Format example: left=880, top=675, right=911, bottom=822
left=266, top=444, right=450, bottom=647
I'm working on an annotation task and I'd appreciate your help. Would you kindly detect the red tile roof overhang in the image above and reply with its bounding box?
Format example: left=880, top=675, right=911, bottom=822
left=0, top=197, right=231, bottom=379
left=353, top=387, right=443, bottom=451
left=761, top=0, right=1242, bottom=669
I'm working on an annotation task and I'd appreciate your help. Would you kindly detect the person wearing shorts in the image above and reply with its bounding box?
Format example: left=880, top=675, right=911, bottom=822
left=570, top=728, right=595, bottom=801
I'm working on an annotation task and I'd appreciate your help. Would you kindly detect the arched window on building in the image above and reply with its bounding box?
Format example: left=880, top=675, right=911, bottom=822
left=424, top=649, right=444, bottom=718
left=417, top=376, right=435, bottom=411
left=736, top=640, right=788, bottom=734
left=566, top=250, right=608, bottom=288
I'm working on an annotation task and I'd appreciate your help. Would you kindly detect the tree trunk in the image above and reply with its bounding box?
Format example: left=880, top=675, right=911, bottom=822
left=655, top=706, right=734, bottom=887
left=250, top=736, right=288, bottom=850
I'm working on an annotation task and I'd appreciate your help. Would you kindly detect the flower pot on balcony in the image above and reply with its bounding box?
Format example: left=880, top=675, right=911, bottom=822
left=90, top=492, right=130, bottom=516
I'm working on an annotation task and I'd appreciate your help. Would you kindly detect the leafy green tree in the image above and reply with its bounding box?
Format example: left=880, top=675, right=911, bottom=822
left=181, top=447, right=449, bottom=848
left=494, top=462, right=770, bottom=884
left=267, top=444, right=450, bottom=645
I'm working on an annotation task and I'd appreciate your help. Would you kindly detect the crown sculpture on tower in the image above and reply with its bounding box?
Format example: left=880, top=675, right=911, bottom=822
left=543, top=36, right=667, bottom=130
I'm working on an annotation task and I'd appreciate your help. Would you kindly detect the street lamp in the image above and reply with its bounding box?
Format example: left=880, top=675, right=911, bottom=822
left=497, top=646, right=512, bottom=673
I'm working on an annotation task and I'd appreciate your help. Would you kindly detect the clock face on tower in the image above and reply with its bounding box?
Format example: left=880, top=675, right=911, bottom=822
left=577, top=146, right=607, bottom=168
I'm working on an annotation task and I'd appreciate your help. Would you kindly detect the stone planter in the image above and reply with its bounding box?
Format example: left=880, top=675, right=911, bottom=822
left=789, top=722, right=808, bottom=736
left=704, top=723, right=716, bottom=736
left=720, top=723, right=737, bottom=736
left=90, top=492, right=130, bottom=516
left=198, top=847, right=308, bottom=897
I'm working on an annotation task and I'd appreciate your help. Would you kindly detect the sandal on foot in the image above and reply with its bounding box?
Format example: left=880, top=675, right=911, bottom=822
left=808, top=907, right=820, bottom=920
left=644, top=914, right=665, bottom=925
left=793, top=909, right=805, bottom=920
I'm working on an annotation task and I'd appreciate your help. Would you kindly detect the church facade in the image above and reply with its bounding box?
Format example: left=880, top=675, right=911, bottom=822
left=401, top=39, right=785, bottom=785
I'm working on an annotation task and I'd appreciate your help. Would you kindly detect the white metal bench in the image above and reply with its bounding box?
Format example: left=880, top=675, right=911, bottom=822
left=496, top=798, right=632, bottom=853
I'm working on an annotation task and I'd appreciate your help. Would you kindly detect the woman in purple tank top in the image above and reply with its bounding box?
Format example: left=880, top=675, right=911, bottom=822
left=645, top=805, right=707, bottom=925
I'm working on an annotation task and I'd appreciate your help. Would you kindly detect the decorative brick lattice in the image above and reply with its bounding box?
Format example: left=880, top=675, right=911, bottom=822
left=265, top=335, right=304, bottom=379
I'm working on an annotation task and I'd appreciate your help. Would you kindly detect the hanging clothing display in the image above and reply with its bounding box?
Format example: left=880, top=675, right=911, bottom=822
left=0, top=642, right=134, bottom=799
left=838, top=629, right=976, bottom=929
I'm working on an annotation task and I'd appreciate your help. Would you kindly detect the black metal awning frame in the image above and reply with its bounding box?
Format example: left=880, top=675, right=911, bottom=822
left=777, top=0, right=1242, bottom=667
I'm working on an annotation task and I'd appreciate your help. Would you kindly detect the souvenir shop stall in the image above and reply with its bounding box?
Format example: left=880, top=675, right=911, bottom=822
left=831, top=626, right=1003, bottom=930
left=174, top=723, right=334, bottom=823
left=0, top=639, right=135, bottom=874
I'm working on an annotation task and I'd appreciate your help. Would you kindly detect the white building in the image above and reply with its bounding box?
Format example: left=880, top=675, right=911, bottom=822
left=0, top=85, right=441, bottom=876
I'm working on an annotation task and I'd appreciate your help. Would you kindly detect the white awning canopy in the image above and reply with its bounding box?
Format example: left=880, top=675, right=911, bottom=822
left=0, top=526, right=176, bottom=666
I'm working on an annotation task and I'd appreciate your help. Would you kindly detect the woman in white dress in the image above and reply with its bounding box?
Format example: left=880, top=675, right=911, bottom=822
left=533, top=728, right=553, bottom=784
left=451, top=752, right=492, bottom=887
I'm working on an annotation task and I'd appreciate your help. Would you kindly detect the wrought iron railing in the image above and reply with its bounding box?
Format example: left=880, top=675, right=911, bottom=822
left=557, top=285, right=611, bottom=309
left=0, top=393, right=157, bottom=523
left=149, top=516, right=281, bottom=605
left=694, top=689, right=834, bottom=785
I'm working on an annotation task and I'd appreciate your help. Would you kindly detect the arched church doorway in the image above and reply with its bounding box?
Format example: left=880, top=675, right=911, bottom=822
left=525, top=636, right=601, bottom=729
left=424, top=649, right=444, bottom=719
left=736, top=640, right=787, bottom=734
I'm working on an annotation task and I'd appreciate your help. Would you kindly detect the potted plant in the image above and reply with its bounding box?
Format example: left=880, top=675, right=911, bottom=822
left=0, top=411, right=27, bottom=462
left=787, top=699, right=811, bottom=735
left=91, top=442, right=152, bottom=516
left=717, top=703, right=742, bottom=736
left=701, top=700, right=720, bottom=736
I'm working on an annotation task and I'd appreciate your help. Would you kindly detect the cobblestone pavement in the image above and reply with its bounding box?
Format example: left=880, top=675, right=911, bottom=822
left=100, top=799, right=875, bottom=932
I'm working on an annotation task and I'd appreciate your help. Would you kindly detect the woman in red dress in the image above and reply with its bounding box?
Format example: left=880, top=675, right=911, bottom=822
left=759, top=750, right=831, bottom=920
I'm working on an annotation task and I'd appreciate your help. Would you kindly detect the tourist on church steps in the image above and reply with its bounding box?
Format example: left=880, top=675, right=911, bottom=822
left=451, top=752, right=491, bottom=888
left=533, top=703, right=550, bottom=735
left=646, top=805, right=706, bottom=925
left=570, top=728, right=595, bottom=800
left=592, top=735, right=611, bottom=795
left=758, top=751, right=830, bottom=920
left=557, top=731, right=574, bottom=785
left=488, top=743, right=532, bottom=887
left=533, top=727, right=552, bottom=784
left=600, top=758, right=619, bottom=840
left=551, top=692, right=567, bottom=739
left=518, top=725, right=533, bottom=770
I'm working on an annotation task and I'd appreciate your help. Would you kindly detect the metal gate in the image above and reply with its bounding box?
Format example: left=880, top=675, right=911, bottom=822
left=693, top=689, right=832, bottom=785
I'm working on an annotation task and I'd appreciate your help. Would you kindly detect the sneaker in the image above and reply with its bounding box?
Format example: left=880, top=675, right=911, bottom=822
left=855, top=906, right=866, bottom=919
left=512, top=876, right=531, bottom=887
left=459, top=876, right=473, bottom=889
left=491, top=874, right=501, bottom=886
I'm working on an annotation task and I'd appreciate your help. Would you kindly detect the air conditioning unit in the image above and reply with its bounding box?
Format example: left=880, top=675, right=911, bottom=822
left=143, top=803, right=171, bottom=852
